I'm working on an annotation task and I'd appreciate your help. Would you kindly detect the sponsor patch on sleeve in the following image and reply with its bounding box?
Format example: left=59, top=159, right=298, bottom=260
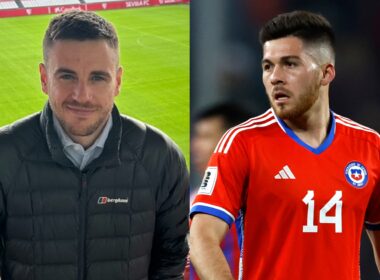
left=198, top=167, right=218, bottom=195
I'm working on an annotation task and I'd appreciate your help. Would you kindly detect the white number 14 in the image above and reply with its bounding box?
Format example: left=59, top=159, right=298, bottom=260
left=302, top=190, right=343, bottom=233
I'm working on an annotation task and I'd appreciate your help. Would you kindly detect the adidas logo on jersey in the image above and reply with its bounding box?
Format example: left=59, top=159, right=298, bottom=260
left=274, top=165, right=296, bottom=179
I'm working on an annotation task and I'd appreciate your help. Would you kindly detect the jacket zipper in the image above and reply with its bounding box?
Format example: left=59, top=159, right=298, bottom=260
left=78, top=173, right=88, bottom=280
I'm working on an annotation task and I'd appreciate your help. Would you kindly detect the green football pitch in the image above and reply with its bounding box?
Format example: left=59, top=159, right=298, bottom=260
left=0, top=4, right=189, bottom=163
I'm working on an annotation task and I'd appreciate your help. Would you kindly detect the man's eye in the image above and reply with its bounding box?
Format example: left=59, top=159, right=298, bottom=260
left=285, top=61, right=297, bottom=67
left=91, top=75, right=105, bottom=81
left=262, top=64, right=272, bottom=71
left=60, top=74, right=75, bottom=80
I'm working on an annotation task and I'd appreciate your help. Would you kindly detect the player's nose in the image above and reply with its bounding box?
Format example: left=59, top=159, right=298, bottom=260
left=270, top=65, right=285, bottom=85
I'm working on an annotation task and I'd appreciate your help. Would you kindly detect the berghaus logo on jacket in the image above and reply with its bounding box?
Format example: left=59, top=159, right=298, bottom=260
left=97, top=196, right=129, bottom=205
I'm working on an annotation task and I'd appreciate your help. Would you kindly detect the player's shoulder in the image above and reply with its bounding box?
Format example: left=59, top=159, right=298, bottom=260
left=334, top=113, right=379, bottom=146
left=214, top=108, right=279, bottom=154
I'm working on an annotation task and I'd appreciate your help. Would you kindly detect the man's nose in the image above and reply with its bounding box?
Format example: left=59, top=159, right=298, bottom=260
left=270, top=65, right=285, bottom=85
left=72, top=81, right=91, bottom=102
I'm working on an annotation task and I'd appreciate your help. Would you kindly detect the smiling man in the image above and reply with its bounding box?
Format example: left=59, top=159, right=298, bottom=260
left=40, top=39, right=122, bottom=150
left=189, top=11, right=380, bottom=280
left=0, top=10, right=188, bottom=280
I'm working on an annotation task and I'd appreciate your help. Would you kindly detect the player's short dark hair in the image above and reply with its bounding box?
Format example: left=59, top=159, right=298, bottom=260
left=194, top=103, right=252, bottom=130
left=259, top=10, right=335, bottom=54
left=43, top=10, right=118, bottom=62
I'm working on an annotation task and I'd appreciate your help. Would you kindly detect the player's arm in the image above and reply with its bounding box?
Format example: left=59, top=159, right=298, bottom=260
left=366, top=230, right=380, bottom=273
left=189, top=213, right=234, bottom=280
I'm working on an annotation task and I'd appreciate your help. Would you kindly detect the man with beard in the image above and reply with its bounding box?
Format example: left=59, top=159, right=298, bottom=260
left=189, top=11, right=380, bottom=280
left=0, top=10, right=188, bottom=280
left=190, top=103, right=252, bottom=279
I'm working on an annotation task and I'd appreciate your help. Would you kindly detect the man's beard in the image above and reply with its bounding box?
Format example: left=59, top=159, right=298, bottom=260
left=60, top=115, right=108, bottom=138
left=54, top=100, right=110, bottom=138
left=270, top=85, right=319, bottom=121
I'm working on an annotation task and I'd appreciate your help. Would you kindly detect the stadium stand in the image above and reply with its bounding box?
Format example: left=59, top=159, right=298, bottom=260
left=21, top=0, right=80, bottom=8
left=0, top=0, right=188, bottom=16
left=85, top=0, right=120, bottom=3
left=0, top=1, right=18, bottom=9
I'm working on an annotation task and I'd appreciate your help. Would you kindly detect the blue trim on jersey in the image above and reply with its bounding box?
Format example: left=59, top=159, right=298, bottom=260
left=191, top=205, right=234, bottom=226
left=236, top=211, right=244, bottom=280
left=365, top=223, right=380, bottom=231
left=276, top=112, right=336, bottom=155
left=235, top=211, right=244, bottom=251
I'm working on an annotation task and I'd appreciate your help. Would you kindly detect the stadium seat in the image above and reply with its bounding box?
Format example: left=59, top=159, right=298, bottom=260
left=84, top=0, right=119, bottom=3
left=0, top=1, right=18, bottom=10
left=21, top=0, right=80, bottom=8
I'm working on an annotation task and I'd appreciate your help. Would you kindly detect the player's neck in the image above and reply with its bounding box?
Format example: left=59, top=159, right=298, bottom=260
left=283, top=104, right=331, bottom=149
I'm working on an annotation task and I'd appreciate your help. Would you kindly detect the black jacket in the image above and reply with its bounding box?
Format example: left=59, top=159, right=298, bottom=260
left=0, top=104, right=189, bottom=280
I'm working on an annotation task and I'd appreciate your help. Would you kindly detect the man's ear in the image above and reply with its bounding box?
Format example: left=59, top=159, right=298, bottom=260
left=320, top=63, right=335, bottom=86
left=39, top=63, right=48, bottom=95
left=114, top=66, right=123, bottom=97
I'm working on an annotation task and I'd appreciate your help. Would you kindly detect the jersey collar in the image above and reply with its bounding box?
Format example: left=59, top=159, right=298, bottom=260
left=274, top=110, right=336, bottom=155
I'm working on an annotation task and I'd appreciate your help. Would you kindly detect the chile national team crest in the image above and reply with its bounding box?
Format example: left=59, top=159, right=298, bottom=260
left=344, top=161, right=368, bottom=188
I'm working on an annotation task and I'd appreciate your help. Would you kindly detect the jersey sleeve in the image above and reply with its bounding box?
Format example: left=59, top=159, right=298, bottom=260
left=365, top=138, right=380, bottom=230
left=190, top=132, right=249, bottom=227
left=365, top=176, right=380, bottom=230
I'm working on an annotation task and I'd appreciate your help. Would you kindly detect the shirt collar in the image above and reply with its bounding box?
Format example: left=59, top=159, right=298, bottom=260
left=274, top=110, right=336, bottom=155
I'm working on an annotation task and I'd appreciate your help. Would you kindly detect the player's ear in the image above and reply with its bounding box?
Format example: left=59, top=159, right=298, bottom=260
left=320, top=63, right=335, bottom=86
left=39, top=63, right=48, bottom=95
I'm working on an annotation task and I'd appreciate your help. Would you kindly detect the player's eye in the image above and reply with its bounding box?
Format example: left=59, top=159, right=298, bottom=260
left=285, top=61, right=297, bottom=68
left=262, top=63, right=272, bottom=71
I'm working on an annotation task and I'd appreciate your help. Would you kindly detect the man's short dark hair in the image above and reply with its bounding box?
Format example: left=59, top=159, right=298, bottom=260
left=259, top=10, right=335, bottom=55
left=43, top=9, right=118, bottom=62
left=194, top=103, right=252, bottom=130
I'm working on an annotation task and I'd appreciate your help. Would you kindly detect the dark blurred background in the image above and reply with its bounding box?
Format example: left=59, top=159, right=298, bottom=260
left=191, top=0, right=379, bottom=130
left=191, top=1, right=380, bottom=279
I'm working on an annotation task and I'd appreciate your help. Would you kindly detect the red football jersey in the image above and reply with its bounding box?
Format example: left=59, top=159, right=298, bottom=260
left=190, top=109, right=380, bottom=280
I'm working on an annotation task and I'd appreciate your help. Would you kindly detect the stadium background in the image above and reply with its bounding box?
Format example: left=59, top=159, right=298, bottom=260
left=191, top=1, right=379, bottom=279
left=0, top=0, right=189, bottom=164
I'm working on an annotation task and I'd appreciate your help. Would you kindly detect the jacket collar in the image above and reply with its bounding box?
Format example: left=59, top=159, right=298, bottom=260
left=40, top=102, right=122, bottom=170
